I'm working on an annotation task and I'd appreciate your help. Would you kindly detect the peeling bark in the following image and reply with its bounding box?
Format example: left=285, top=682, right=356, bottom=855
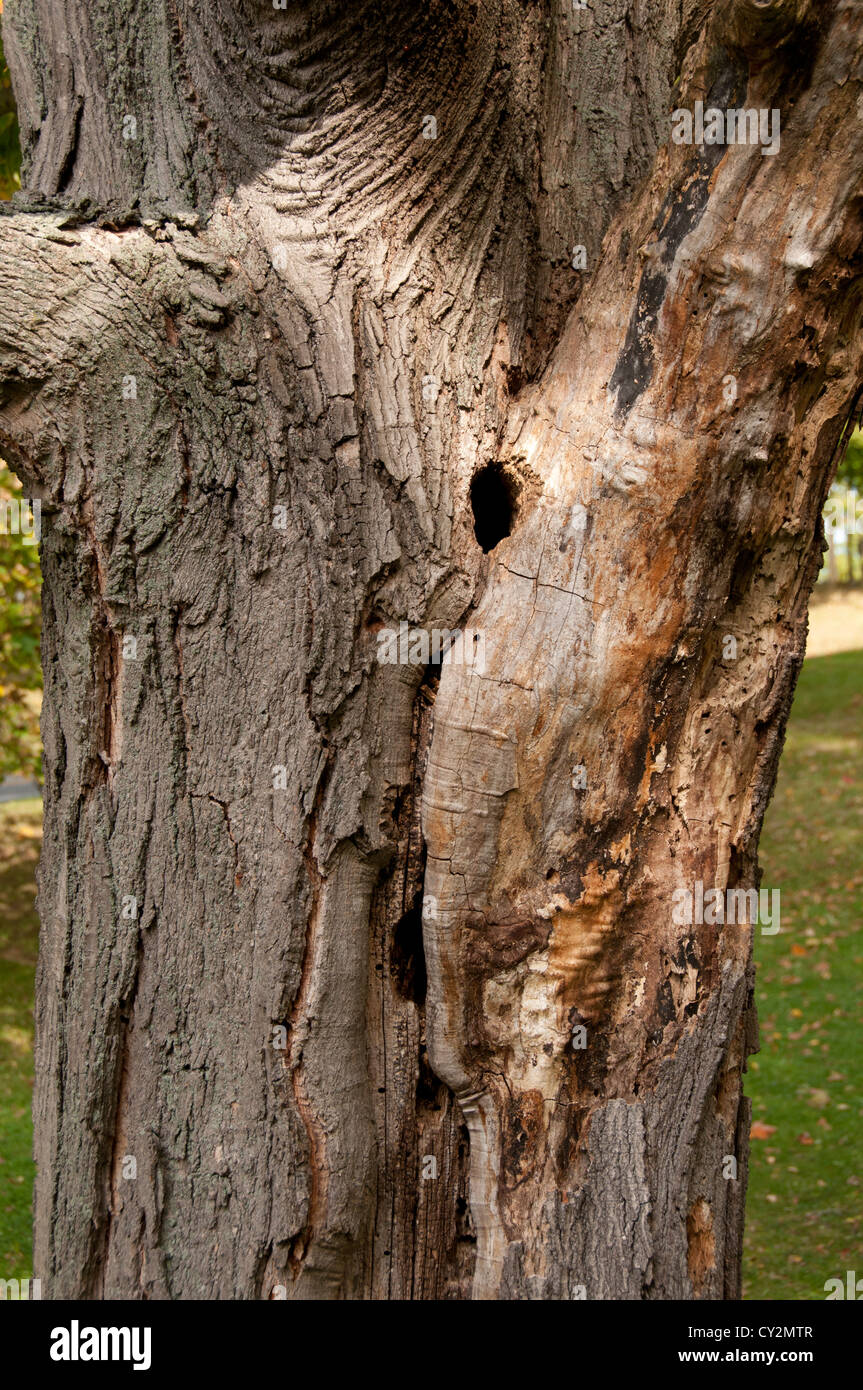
left=1, top=0, right=861, bottom=1300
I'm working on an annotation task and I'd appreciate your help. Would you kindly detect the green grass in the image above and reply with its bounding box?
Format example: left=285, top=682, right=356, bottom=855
left=743, top=650, right=863, bottom=1298
left=0, top=797, right=40, bottom=1282
left=0, top=646, right=860, bottom=1295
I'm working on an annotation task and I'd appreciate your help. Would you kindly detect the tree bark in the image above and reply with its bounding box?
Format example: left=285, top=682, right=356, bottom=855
left=1, top=0, right=861, bottom=1300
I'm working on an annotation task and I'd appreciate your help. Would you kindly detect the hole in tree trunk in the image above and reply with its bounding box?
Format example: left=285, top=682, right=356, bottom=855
left=390, top=890, right=427, bottom=1005
left=470, top=463, right=518, bottom=552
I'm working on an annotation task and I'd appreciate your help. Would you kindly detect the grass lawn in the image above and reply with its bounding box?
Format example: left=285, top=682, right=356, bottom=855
left=743, top=649, right=863, bottom=1298
left=0, top=796, right=40, bottom=1283
left=0, top=653, right=859, bottom=1296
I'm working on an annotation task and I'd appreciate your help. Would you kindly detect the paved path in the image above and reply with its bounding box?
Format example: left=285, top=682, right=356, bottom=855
left=0, top=776, right=41, bottom=804
left=806, top=587, right=863, bottom=658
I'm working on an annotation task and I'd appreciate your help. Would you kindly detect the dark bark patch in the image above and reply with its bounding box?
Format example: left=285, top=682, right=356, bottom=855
left=461, top=914, right=550, bottom=973
left=500, top=1090, right=545, bottom=1192
left=391, top=890, right=427, bottom=1005
left=610, top=54, right=747, bottom=417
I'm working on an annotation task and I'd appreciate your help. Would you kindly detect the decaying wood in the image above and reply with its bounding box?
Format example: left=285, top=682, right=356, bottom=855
left=0, top=0, right=861, bottom=1299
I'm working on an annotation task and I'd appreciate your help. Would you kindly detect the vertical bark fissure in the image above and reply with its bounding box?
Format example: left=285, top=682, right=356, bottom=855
left=286, top=854, right=327, bottom=1281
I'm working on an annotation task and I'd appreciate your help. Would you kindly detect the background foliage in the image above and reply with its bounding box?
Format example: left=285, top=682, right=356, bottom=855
left=838, top=427, right=863, bottom=493
left=0, top=467, right=41, bottom=781
left=823, top=427, right=863, bottom=583
left=0, top=10, right=21, bottom=201
left=0, top=19, right=39, bottom=783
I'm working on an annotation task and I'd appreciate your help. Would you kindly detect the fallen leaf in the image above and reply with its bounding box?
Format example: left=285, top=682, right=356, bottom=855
left=750, top=1122, right=777, bottom=1140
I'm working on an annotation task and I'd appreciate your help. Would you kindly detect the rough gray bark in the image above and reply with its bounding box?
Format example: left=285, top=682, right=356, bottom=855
left=1, top=0, right=861, bottom=1299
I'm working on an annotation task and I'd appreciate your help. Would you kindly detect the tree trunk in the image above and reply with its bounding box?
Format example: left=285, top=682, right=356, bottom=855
left=1, top=0, right=861, bottom=1300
